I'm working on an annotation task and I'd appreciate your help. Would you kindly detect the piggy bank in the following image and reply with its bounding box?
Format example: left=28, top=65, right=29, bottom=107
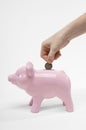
left=8, top=61, right=73, bottom=113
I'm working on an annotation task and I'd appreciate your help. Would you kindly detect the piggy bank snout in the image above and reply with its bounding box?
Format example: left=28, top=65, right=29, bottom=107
left=8, top=75, right=12, bottom=81
left=8, top=75, right=16, bottom=83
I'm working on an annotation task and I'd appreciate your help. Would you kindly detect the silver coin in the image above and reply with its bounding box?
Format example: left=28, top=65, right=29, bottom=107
left=45, top=63, right=52, bottom=70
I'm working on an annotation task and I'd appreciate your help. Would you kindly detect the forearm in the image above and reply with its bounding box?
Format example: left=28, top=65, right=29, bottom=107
left=61, top=13, right=86, bottom=41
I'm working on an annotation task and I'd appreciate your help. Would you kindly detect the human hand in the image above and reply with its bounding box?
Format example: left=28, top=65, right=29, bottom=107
left=40, top=31, right=70, bottom=63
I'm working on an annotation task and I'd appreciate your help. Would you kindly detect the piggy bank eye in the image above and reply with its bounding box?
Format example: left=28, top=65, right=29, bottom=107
left=16, top=73, right=22, bottom=78
left=19, top=74, right=22, bottom=78
left=19, top=74, right=26, bottom=78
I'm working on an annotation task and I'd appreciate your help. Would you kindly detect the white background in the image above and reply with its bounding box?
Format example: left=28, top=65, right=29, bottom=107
left=0, top=0, right=86, bottom=130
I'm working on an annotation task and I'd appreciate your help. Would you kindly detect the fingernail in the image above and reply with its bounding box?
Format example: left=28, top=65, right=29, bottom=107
left=48, top=56, right=54, bottom=63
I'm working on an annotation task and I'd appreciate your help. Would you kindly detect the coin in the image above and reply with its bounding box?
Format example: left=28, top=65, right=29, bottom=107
left=45, top=63, right=52, bottom=70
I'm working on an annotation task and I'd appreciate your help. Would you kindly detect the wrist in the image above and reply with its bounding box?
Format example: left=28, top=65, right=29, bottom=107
left=53, top=29, right=70, bottom=49
left=59, top=25, right=73, bottom=42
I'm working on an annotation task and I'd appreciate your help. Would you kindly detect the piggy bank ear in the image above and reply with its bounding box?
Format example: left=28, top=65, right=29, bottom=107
left=26, top=62, right=34, bottom=77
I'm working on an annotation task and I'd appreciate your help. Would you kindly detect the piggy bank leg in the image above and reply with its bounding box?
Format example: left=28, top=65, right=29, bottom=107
left=63, top=102, right=65, bottom=106
left=31, top=97, right=43, bottom=113
left=29, top=98, right=33, bottom=106
left=63, top=95, right=73, bottom=112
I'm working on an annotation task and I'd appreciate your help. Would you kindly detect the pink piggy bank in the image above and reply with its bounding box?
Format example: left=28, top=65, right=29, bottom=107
left=8, top=61, right=73, bottom=113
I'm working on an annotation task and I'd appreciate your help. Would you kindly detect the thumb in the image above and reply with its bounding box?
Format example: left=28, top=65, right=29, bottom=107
left=48, top=48, right=56, bottom=63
